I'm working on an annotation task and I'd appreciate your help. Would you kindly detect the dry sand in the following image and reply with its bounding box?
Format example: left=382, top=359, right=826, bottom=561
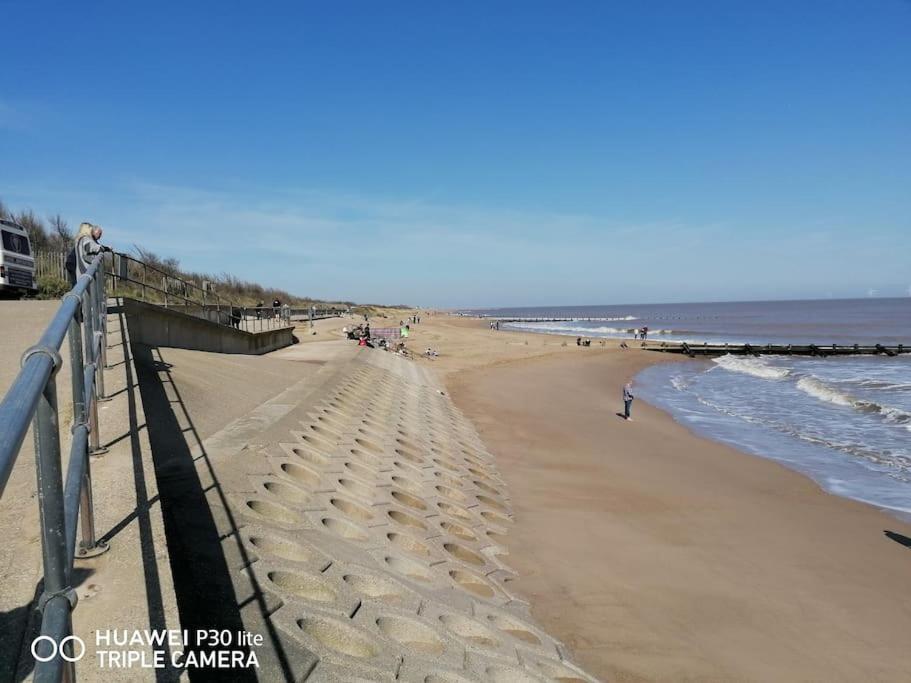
left=404, top=314, right=911, bottom=682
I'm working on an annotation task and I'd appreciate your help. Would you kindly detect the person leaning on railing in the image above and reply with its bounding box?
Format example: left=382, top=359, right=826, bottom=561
left=65, top=222, right=113, bottom=286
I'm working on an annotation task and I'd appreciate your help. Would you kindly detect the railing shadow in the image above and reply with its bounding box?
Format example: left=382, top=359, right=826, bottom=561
left=0, top=568, right=94, bottom=683
left=96, top=308, right=177, bottom=681
left=131, top=343, right=296, bottom=682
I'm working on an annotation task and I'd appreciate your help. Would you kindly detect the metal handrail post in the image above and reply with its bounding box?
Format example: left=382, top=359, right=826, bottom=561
left=77, top=440, right=100, bottom=555
left=66, top=316, right=102, bottom=556
left=82, top=279, right=107, bottom=457
left=32, top=373, right=76, bottom=683
left=80, top=284, right=94, bottom=389
left=90, top=275, right=107, bottom=402
left=67, top=317, right=87, bottom=443
left=87, top=370, right=106, bottom=457
left=97, top=266, right=109, bottom=371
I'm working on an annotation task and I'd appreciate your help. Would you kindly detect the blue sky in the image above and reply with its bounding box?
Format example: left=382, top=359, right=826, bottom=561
left=1, top=1, right=909, bottom=306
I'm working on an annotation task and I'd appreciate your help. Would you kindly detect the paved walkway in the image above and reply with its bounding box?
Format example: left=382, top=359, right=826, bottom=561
left=2, top=301, right=598, bottom=681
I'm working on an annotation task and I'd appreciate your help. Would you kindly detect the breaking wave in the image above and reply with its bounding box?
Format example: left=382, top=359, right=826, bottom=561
left=795, top=376, right=854, bottom=406
left=796, top=376, right=911, bottom=427
left=712, top=355, right=791, bottom=380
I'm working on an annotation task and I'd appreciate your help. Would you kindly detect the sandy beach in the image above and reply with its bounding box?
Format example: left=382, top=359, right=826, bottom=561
left=405, top=314, right=911, bottom=682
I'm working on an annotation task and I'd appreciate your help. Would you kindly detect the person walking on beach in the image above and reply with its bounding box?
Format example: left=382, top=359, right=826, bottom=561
left=623, top=382, right=635, bottom=420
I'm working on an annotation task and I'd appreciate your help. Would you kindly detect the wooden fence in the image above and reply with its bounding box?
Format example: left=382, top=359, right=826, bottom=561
left=34, top=250, right=68, bottom=281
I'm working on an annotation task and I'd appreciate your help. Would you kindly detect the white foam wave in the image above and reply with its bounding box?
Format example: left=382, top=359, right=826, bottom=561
left=851, top=380, right=911, bottom=391
left=796, top=376, right=854, bottom=406
left=670, top=376, right=689, bottom=392
left=796, top=377, right=911, bottom=427
left=497, top=315, right=637, bottom=322
left=882, top=406, right=911, bottom=427
left=712, top=355, right=791, bottom=380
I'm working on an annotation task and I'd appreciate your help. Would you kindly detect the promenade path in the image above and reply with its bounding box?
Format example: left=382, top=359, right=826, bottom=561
left=1, top=301, right=597, bottom=682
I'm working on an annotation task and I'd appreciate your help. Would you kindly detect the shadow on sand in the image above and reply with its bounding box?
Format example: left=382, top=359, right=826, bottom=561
left=884, top=530, right=911, bottom=550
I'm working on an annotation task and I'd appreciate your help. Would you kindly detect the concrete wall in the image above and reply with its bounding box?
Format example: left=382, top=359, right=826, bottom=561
left=122, top=298, right=294, bottom=355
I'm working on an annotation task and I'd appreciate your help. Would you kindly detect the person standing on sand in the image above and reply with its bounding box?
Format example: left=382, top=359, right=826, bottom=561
left=623, top=382, right=635, bottom=420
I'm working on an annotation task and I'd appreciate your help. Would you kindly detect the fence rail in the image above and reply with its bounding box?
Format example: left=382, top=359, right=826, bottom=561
left=35, top=250, right=68, bottom=281
left=0, top=252, right=110, bottom=682
left=107, top=251, right=341, bottom=332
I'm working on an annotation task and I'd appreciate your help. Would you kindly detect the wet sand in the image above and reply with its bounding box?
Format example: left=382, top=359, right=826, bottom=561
left=414, top=315, right=911, bottom=682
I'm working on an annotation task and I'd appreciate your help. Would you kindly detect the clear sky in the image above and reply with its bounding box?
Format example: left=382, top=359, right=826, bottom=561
left=2, top=1, right=909, bottom=307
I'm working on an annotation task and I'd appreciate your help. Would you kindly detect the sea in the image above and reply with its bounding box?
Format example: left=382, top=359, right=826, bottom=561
left=464, top=299, right=911, bottom=521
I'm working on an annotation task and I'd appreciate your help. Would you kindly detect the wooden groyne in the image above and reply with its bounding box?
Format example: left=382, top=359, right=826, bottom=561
left=647, top=342, right=909, bottom=358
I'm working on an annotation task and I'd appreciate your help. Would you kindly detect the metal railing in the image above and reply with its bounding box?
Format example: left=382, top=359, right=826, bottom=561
left=108, top=251, right=342, bottom=332
left=0, top=249, right=345, bottom=680
left=0, top=252, right=110, bottom=682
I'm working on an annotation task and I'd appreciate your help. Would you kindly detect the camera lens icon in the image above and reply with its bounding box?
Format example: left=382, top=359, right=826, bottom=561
left=31, top=635, right=86, bottom=663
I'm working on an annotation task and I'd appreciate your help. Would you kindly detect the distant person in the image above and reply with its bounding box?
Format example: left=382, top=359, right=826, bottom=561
left=623, top=382, right=635, bottom=420
left=632, top=328, right=639, bottom=340
left=66, top=222, right=109, bottom=285
left=364, top=323, right=371, bottom=339
left=641, top=326, right=649, bottom=341
left=576, top=337, right=582, bottom=346
left=230, top=306, right=241, bottom=329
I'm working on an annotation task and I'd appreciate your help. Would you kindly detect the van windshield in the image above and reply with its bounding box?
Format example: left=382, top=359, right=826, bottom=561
left=1, top=230, right=32, bottom=256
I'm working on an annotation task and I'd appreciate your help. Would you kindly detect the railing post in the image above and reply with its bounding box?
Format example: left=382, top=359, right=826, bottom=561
left=31, top=368, right=76, bottom=682
left=81, top=285, right=108, bottom=457
left=97, top=265, right=109, bottom=371
left=67, top=315, right=105, bottom=557
left=88, top=382, right=107, bottom=457
left=90, top=276, right=108, bottom=403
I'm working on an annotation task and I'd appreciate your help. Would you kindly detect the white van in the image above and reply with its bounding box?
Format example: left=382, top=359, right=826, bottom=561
left=0, top=219, right=37, bottom=297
